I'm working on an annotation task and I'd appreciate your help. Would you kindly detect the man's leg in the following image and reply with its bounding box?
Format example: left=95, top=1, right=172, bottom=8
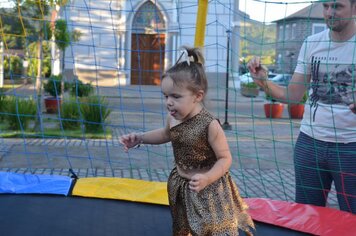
left=329, top=142, right=356, bottom=214
left=294, top=132, right=332, bottom=206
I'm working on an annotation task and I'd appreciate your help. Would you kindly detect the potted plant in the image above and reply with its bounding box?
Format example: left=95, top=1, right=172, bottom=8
left=264, top=94, right=284, bottom=119
left=43, top=75, right=62, bottom=113
left=240, top=81, right=259, bottom=97
left=288, top=92, right=308, bottom=119
left=69, top=80, right=94, bottom=98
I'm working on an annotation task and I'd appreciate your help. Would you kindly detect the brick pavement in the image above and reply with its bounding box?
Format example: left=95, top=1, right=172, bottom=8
left=0, top=84, right=339, bottom=209
left=0, top=137, right=338, bottom=208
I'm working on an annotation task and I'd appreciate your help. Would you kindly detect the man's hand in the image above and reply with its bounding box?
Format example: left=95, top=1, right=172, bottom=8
left=247, top=56, right=269, bottom=88
left=350, top=103, right=356, bottom=114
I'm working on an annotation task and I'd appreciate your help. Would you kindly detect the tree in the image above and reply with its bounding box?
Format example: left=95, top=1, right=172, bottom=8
left=240, top=22, right=276, bottom=71
left=52, top=19, right=81, bottom=75
left=53, top=19, right=69, bottom=73
left=14, top=0, right=51, bottom=131
left=0, top=8, right=25, bottom=49
left=52, top=19, right=81, bottom=96
left=10, top=0, right=69, bottom=131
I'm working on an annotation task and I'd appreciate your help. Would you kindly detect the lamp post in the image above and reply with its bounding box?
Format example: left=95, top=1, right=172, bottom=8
left=289, top=52, right=295, bottom=74
left=222, top=30, right=232, bottom=130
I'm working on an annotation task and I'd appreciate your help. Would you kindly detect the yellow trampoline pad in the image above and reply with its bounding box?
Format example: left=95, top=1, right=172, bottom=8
left=72, top=178, right=169, bottom=206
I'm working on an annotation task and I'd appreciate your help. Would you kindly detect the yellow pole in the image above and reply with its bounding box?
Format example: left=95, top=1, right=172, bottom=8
left=194, top=0, right=208, bottom=47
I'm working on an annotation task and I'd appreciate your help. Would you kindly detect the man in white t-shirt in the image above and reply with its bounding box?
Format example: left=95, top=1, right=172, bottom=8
left=248, top=0, right=356, bottom=213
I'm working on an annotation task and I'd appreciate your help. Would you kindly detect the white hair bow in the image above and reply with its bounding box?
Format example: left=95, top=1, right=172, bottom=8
left=176, top=49, right=190, bottom=66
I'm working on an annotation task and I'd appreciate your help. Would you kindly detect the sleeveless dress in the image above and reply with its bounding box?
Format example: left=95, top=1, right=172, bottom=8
left=167, top=108, right=255, bottom=236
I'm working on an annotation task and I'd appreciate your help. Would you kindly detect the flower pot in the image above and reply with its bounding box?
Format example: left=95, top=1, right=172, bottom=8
left=288, top=104, right=305, bottom=119
left=264, top=103, right=284, bottom=119
left=240, top=86, right=259, bottom=97
left=44, top=97, right=62, bottom=114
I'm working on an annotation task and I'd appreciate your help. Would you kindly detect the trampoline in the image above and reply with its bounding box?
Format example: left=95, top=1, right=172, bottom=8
left=1, top=172, right=355, bottom=236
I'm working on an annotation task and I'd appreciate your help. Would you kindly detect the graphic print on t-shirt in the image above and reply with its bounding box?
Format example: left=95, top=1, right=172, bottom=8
left=310, top=56, right=356, bottom=106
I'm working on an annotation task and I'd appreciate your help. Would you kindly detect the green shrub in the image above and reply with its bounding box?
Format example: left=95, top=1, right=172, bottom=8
left=0, top=89, right=7, bottom=121
left=70, top=80, right=94, bottom=97
left=241, top=82, right=258, bottom=89
left=4, top=55, right=23, bottom=80
left=60, top=97, right=81, bottom=130
left=3, top=96, right=36, bottom=130
left=265, top=93, right=278, bottom=103
left=44, top=75, right=62, bottom=97
left=301, top=92, right=308, bottom=104
left=80, top=96, right=111, bottom=132
left=27, top=41, right=51, bottom=78
left=64, top=81, right=71, bottom=92
left=286, top=92, right=308, bottom=105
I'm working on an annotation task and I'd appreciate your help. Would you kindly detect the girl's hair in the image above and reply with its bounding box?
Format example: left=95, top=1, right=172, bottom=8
left=162, top=46, right=208, bottom=97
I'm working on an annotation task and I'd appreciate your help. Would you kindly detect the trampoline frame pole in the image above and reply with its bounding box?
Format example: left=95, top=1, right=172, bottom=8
left=194, top=0, right=208, bottom=47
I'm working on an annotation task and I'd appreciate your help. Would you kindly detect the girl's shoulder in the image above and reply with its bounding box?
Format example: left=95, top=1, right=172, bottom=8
left=168, top=115, right=180, bottom=128
left=200, top=108, right=215, bottom=119
left=208, top=118, right=223, bottom=133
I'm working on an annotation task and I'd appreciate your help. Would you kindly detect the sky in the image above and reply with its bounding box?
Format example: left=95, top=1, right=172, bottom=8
left=0, top=0, right=314, bottom=23
left=239, top=0, right=314, bottom=23
left=0, top=0, right=13, bottom=8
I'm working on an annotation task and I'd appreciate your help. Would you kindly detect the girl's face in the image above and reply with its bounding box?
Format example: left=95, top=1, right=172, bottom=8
left=161, top=76, right=203, bottom=121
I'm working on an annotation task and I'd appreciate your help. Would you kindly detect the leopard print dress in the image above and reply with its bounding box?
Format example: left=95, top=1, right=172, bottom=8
left=167, top=108, right=255, bottom=236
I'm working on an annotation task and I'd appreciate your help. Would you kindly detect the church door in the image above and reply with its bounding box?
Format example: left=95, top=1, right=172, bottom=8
left=130, top=1, right=166, bottom=85
left=131, top=33, right=165, bottom=85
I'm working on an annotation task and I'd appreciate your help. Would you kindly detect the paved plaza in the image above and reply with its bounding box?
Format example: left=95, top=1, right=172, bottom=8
left=0, top=83, right=338, bottom=208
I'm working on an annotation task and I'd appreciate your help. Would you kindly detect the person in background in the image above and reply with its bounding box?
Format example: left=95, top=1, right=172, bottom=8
left=120, top=46, right=255, bottom=235
left=247, top=0, right=356, bottom=213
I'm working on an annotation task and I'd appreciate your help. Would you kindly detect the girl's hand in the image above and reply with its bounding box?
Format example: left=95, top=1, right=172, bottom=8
left=189, top=174, right=210, bottom=193
left=119, top=133, right=142, bottom=152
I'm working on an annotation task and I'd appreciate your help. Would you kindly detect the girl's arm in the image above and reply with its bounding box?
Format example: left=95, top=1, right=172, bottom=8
left=189, top=119, right=232, bottom=192
left=119, top=115, right=171, bottom=152
left=140, top=120, right=171, bottom=145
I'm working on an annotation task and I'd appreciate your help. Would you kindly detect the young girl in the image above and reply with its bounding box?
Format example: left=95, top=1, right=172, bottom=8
left=120, top=46, right=255, bottom=236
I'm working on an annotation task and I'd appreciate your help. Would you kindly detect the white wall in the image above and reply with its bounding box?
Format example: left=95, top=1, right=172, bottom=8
left=63, top=0, right=236, bottom=82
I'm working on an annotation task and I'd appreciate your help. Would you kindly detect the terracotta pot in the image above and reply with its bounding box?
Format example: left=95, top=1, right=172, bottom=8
left=288, top=104, right=305, bottom=119
left=44, top=97, right=62, bottom=114
left=264, top=103, right=284, bottom=119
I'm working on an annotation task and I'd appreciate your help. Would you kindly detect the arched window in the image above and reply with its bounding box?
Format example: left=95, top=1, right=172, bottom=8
left=132, top=1, right=165, bottom=33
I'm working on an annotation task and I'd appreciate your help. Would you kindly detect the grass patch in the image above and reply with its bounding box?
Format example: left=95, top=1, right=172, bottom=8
left=44, top=128, right=112, bottom=139
left=1, top=84, right=22, bottom=91
left=0, top=127, right=112, bottom=139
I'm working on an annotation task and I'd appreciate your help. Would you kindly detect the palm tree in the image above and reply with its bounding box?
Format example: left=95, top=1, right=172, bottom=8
left=14, top=0, right=51, bottom=131
left=11, top=0, right=70, bottom=131
left=52, top=19, right=81, bottom=96
left=50, top=0, right=75, bottom=77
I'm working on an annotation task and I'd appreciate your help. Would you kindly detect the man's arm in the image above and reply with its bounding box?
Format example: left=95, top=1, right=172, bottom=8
left=263, top=72, right=310, bottom=104
left=247, top=57, right=310, bottom=104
